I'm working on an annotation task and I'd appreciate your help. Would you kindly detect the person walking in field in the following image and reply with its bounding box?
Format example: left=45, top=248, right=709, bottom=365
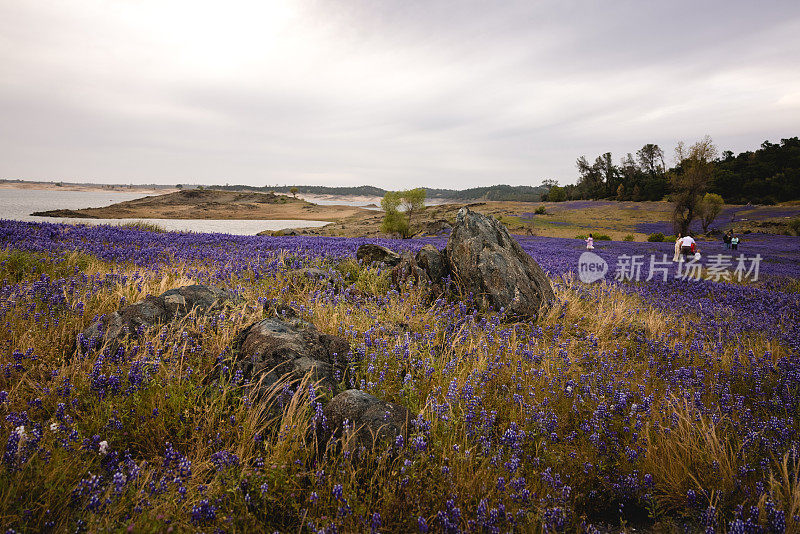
left=723, top=230, right=732, bottom=249
left=731, top=234, right=739, bottom=250
left=586, top=233, right=594, bottom=250
left=673, top=233, right=682, bottom=262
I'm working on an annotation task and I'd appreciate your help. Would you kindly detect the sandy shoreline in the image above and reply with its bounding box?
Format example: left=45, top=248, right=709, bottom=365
left=0, top=181, right=175, bottom=195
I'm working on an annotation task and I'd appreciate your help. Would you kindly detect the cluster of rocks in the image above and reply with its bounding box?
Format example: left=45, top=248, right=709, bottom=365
left=78, top=208, right=550, bottom=458
left=358, top=207, right=554, bottom=321
left=80, top=285, right=408, bottom=455
left=229, top=308, right=410, bottom=452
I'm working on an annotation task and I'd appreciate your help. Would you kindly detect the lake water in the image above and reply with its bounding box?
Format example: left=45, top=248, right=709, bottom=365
left=0, top=188, right=330, bottom=235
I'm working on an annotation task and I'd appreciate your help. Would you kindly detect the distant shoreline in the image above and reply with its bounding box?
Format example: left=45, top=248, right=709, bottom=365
left=0, top=181, right=175, bottom=195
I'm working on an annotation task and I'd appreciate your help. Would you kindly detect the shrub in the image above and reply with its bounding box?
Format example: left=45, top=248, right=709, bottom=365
left=788, top=217, right=800, bottom=236
left=380, top=209, right=410, bottom=237
left=594, top=234, right=611, bottom=241
left=535, top=206, right=547, bottom=215
left=624, top=234, right=635, bottom=241
left=648, top=232, right=666, bottom=242
left=118, top=221, right=166, bottom=233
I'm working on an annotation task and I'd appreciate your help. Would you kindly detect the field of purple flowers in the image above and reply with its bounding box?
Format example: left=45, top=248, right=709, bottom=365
left=1, top=219, right=799, bottom=533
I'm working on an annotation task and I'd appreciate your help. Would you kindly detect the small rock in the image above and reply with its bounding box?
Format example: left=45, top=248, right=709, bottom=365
left=81, top=285, right=237, bottom=350
left=391, top=251, right=427, bottom=287
left=322, top=389, right=410, bottom=452
left=356, top=244, right=401, bottom=266
left=415, top=244, right=448, bottom=282
left=230, top=318, right=352, bottom=400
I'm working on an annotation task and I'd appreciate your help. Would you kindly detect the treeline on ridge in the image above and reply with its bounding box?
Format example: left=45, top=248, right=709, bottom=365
left=548, top=136, right=800, bottom=204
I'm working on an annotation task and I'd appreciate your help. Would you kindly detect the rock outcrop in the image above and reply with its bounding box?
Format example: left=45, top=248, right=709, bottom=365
left=356, top=244, right=401, bottom=266
left=360, top=210, right=553, bottom=320
left=445, top=208, right=554, bottom=320
left=230, top=317, right=352, bottom=399
left=80, top=285, right=238, bottom=350
left=322, top=389, right=410, bottom=452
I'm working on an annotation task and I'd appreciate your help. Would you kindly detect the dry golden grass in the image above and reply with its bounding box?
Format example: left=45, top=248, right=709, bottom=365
left=643, top=398, right=741, bottom=512
left=0, top=247, right=794, bottom=532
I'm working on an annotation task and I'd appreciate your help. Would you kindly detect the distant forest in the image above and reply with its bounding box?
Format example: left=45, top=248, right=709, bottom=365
left=548, top=136, right=800, bottom=204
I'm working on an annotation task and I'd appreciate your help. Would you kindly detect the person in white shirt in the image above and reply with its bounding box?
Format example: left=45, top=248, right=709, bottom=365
left=586, top=233, right=594, bottom=250
left=680, top=235, right=696, bottom=259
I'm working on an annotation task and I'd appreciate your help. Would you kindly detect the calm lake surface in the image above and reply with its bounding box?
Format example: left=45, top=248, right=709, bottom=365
left=0, top=189, right=330, bottom=235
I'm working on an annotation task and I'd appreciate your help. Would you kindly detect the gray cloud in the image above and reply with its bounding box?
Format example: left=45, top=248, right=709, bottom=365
left=1, top=0, right=799, bottom=188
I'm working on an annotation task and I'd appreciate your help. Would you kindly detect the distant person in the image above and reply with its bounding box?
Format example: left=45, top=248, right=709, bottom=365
left=731, top=235, right=739, bottom=251
left=586, top=233, right=594, bottom=250
left=673, top=233, right=682, bottom=262
left=723, top=230, right=732, bottom=249
left=680, top=234, right=696, bottom=259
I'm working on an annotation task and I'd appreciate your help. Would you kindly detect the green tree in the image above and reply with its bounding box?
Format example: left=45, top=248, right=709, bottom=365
left=400, top=188, right=426, bottom=231
left=380, top=191, right=408, bottom=237
left=576, top=156, right=604, bottom=199
left=290, top=186, right=299, bottom=198
left=596, top=152, right=621, bottom=198
left=636, top=143, right=667, bottom=200
left=670, top=136, right=717, bottom=235
left=380, top=188, right=426, bottom=238
left=547, top=185, right=567, bottom=202
left=698, top=193, right=724, bottom=232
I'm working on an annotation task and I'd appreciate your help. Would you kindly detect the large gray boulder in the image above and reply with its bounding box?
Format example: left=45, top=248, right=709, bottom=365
left=80, top=285, right=238, bottom=350
left=445, top=208, right=554, bottom=320
left=230, top=317, right=352, bottom=399
left=322, top=389, right=410, bottom=452
left=356, top=244, right=401, bottom=266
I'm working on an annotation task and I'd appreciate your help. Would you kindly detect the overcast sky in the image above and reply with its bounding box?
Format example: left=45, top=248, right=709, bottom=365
left=1, top=0, right=799, bottom=189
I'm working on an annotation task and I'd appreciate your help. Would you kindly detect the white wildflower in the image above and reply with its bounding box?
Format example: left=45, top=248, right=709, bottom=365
left=50, top=422, right=59, bottom=432
left=98, top=440, right=109, bottom=455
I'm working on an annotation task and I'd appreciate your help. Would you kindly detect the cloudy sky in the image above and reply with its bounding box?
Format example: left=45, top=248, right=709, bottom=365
left=1, top=0, right=799, bottom=189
